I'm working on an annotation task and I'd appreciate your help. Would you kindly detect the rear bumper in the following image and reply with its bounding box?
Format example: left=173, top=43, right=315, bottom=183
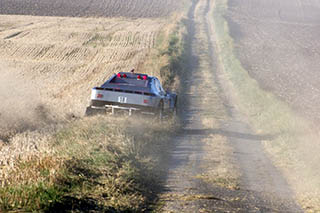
left=90, top=100, right=157, bottom=113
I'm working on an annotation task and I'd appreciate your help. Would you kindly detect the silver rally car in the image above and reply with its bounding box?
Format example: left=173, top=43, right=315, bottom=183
left=86, top=71, right=177, bottom=118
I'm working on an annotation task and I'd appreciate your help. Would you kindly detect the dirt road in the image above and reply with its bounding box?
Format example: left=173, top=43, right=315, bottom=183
left=160, top=0, right=302, bottom=211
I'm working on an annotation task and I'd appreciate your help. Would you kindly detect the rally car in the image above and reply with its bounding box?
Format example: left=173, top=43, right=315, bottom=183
left=85, top=71, right=177, bottom=118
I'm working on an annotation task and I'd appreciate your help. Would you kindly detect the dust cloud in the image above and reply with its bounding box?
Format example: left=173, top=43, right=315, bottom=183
left=0, top=62, right=56, bottom=142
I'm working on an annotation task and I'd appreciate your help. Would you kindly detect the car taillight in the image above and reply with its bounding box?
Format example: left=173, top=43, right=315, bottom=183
left=142, top=75, right=147, bottom=80
left=97, top=94, right=104, bottom=98
left=123, top=74, right=127, bottom=78
left=117, top=73, right=121, bottom=78
left=143, top=99, right=149, bottom=104
left=137, top=75, right=142, bottom=80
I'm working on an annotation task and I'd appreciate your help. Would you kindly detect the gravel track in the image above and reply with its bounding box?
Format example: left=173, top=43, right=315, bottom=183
left=226, top=0, right=320, bottom=125
left=0, top=0, right=183, bottom=18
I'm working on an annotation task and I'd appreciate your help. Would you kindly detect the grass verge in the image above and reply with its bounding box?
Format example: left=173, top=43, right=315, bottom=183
left=212, top=0, right=320, bottom=211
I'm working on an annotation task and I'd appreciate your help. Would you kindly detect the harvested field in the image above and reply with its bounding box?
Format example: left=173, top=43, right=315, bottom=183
left=0, top=1, right=186, bottom=209
left=0, top=0, right=183, bottom=18
left=0, top=15, right=168, bottom=125
left=226, top=0, right=320, bottom=125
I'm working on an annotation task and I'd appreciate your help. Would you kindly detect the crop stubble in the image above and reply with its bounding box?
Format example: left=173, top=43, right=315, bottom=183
left=0, top=15, right=167, bottom=120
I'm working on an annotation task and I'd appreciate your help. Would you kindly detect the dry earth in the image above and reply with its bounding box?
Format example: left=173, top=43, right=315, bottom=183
left=0, top=0, right=182, bottom=18
left=226, top=0, right=320, bottom=126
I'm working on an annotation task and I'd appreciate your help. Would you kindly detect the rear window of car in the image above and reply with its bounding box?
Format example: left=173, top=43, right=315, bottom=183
left=109, top=76, right=148, bottom=87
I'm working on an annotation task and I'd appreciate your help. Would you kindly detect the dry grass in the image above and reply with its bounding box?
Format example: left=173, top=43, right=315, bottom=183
left=0, top=116, right=178, bottom=211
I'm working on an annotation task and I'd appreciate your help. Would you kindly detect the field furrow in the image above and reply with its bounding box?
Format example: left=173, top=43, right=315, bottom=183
left=0, top=0, right=184, bottom=18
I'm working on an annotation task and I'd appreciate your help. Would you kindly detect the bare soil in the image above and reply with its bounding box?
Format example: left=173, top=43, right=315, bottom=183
left=0, top=0, right=183, bottom=18
left=226, top=0, right=320, bottom=125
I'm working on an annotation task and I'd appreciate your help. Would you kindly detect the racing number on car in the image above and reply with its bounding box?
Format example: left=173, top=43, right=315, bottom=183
left=118, top=96, right=127, bottom=103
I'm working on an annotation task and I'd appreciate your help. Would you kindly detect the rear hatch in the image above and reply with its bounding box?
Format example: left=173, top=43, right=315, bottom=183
left=90, top=73, right=157, bottom=108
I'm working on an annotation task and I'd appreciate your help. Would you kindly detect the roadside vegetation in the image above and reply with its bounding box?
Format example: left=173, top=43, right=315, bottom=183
left=212, top=0, right=320, bottom=211
left=0, top=13, right=187, bottom=212
left=0, top=117, right=177, bottom=211
left=141, top=14, right=187, bottom=92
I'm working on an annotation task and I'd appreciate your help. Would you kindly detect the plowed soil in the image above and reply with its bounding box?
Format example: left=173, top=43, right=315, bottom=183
left=0, top=0, right=182, bottom=18
left=226, top=0, right=320, bottom=125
